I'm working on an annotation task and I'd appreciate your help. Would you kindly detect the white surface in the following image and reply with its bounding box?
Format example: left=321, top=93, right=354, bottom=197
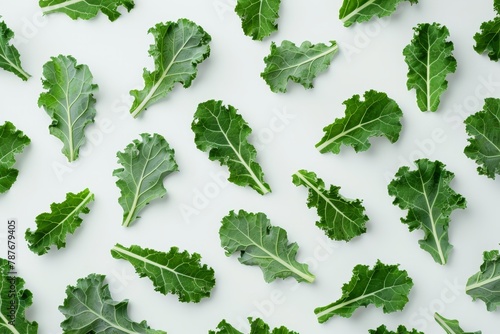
left=0, top=0, right=499, bottom=333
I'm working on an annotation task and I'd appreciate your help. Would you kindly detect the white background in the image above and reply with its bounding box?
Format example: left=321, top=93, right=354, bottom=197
left=0, top=0, right=499, bottom=333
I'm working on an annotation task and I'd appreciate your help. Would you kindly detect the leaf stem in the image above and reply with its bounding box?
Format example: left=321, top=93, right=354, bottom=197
left=316, top=291, right=377, bottom=320
left=0, top=312, right=21, bottom=334
left=434, top=313, right=455, bottom=333
left=0, top=54, right=30, bottom=81
left=274, top=44, right=338, bottom=72
left=121, top=140, right=156, bottom=227
left=17, top=67, right=30, bottom=81
left=28, top=191, right=94, bottom=250
left=294, top=171, right=356, bottom=224
left=41, top=0, right=84, bottom=13
left=426, top=35, right=431, bottom=111
left=465, top=275, right=500, bottom=292
left=130, top=70, right=168, bottom=118
left=419, top=170, right=446, bottom=265
left=340, top=0, right=376, bottom=23
left=130, top=35, right=193, bottom=118
left=122, top=204, right=137, bottom=227
left=316, top=117, right=380, bottom=153
left=257, top=244, right=314, bottom=282
left=233, top=223, right=314, bottom=283
left=212, top=112, right=271, bottom=195
left=112, top=245, right=201, bottom=280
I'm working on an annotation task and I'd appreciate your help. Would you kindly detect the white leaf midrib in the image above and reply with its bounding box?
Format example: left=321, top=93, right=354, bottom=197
left=273, top=44, right=338, bottom=74
left=258, top=0, right=264, bottom=34
left=418, top=170, right=446, bottom=264
left=0, top=312, right=21, bottom=334
left=0, top=53, right=30, bottom=80
left=112, top=245, right=204, bottom=281
left=63, top=63, right=75, bottom=161
left=227, top=220, right=314, bottom=282
left=294, top=172, right=358, bottom=227
left=316, top=115, right=380, bottom=152
left=466, top=268, right=500, bottom=292
left=130, top=33, right=193, bottom=118
left=434, top=314, right=457, bottom=334
left=71, top=290, right=138, bottom=334
left=209, top=108, right=270, bottom=194
left=41, top=0, right=84, bottom=13
left=315, top=281, right=402, bottom=319
left=426, top=35, right=431, bottom=111
left=121, top=141, right=156, bottom=227
left=341, top=0, right=377, bottom=23
left=468, top=123, right=500, bottom=156
left=29, top=191, right=93, bottom=249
